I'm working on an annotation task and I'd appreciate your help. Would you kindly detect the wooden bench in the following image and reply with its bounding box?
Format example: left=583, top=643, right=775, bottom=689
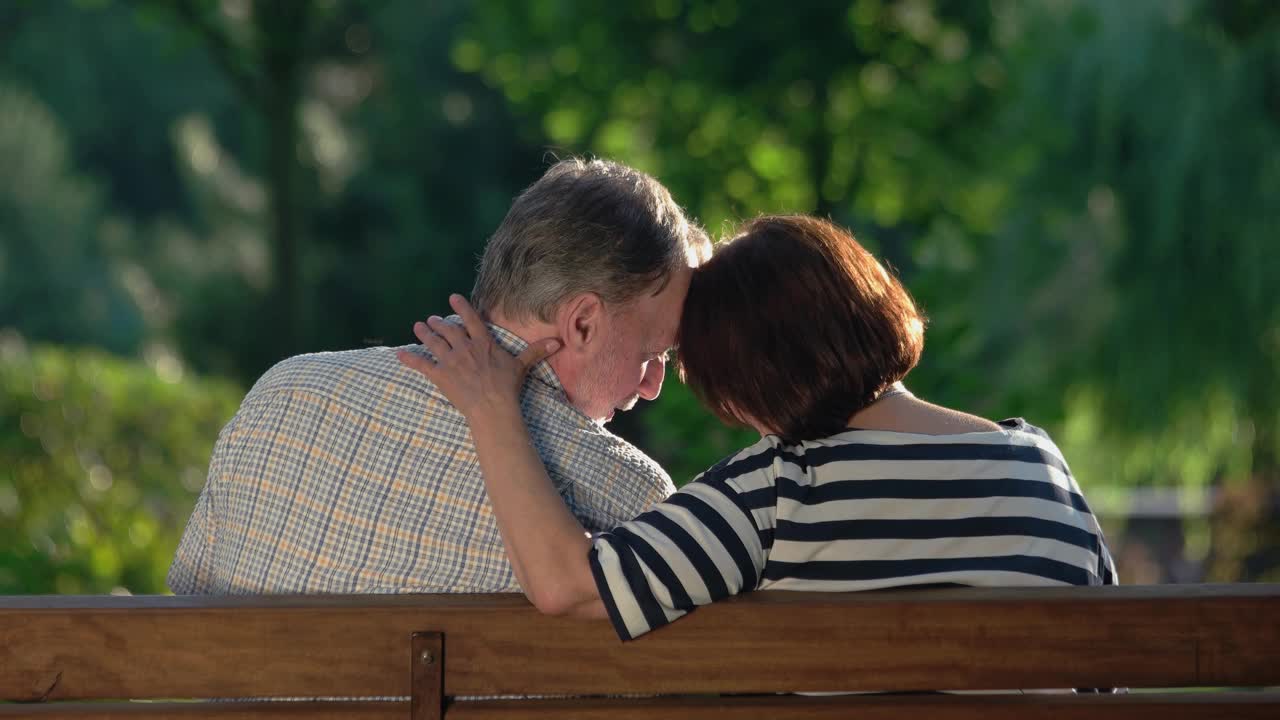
left=2, top=585, right=1278, bottom=718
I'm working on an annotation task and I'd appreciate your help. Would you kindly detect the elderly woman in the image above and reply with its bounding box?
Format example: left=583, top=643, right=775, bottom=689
left=399, top=215, right=1116, bottom=642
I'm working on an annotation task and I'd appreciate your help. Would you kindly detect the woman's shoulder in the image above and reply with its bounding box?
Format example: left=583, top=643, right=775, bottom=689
left=688, top=419, right=1071, bottom=489
left=810, top=416, right=1057, bottom=444
left=789, top=417, right=1071, bottom=469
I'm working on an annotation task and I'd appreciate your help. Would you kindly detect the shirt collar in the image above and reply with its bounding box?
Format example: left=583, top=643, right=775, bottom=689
left=445, top=315, right=567, bottom=396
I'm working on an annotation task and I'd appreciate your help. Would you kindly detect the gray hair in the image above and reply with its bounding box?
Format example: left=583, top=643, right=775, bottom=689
left=472, top=158, right=709, bottom=322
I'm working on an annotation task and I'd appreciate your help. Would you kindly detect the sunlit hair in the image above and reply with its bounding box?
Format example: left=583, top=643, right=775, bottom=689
left=472, top=158, right=710, bottom=322
left=677, top=215, right=925, bottom=442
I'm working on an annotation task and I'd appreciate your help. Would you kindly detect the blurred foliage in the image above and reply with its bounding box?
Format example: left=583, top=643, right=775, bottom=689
left=1, top=0, right=543, bottom=383
left=454, top=0, right=1007, bottom=245
left=998, top=0, right=1280, bottom=580
left=0, top=0, right=1276, bottom=591
left=983, top=0, right=1280, bottom=478
left=0, top=332, right=241, bottom=593
left=453, top=0, right=1279, bottom=505
left=0, top=82, right=144, bottom=354
left=450, top=0, right=1020, bottom=479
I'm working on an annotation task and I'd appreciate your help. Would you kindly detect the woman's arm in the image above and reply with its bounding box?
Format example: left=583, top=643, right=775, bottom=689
left=397, top=294, right=605, bottom=618
left=456, top=398, right=605, bottom=617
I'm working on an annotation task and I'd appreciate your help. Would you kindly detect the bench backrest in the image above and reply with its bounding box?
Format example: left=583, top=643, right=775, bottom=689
left=2, top=584, right=1278, bottom=718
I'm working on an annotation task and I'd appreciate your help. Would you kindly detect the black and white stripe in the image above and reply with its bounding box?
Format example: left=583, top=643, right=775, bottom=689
left=590, top=418, right=1118, bottom=641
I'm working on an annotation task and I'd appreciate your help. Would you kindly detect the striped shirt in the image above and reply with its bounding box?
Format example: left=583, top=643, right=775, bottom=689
left=590, top=418, right=1117, bottom=641
left=169, top=322, right=674, bottom=595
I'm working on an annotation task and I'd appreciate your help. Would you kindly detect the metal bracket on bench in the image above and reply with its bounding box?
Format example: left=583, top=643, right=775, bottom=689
left=411, top=631, right=444, bottom=720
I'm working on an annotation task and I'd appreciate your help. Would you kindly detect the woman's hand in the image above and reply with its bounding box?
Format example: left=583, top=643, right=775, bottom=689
left=397, top=294, right=561, bottom=419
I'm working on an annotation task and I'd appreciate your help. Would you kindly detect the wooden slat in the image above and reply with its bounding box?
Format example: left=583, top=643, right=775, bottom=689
left=447, top=693, right=1280, bottom=720
left=0, top=701, right=405, bottom=719
left=6, top=694, right=1280, bottom=720
left=2, top=585, right=1278, bottom=700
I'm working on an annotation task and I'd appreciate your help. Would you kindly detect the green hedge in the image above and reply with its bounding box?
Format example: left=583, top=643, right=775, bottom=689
left=0, top=333, right=242, bottom=594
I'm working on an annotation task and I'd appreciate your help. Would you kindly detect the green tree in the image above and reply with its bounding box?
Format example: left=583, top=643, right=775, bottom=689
left=0, top=82, right=144, bottom=354
left=150, top=0, right=341, bottom=362
left=3, top=0, right=544, bottom=384
left=978, top=0, right=1280, bottom=579
left=148, top=0, right=548, bottom=381
left=450, top=0, right=1014, bottom=477
left=454, top=0, right=1280, bottom=584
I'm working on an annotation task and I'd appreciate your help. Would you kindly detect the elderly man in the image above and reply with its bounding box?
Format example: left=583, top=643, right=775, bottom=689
left=168, top=158, right=710, bottom=594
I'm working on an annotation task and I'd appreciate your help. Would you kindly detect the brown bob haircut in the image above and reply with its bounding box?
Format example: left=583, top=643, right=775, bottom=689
left=677, top=215, right=925, bottom=443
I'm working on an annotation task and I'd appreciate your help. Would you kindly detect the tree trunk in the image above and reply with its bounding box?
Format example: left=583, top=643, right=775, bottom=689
left=256, top=0, right=312, bottom=362
left=264, top=73, right=301, bottom=359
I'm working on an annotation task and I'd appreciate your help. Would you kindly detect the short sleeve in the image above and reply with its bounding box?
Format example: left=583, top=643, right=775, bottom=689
left=588, top=467, right=772, bottom=641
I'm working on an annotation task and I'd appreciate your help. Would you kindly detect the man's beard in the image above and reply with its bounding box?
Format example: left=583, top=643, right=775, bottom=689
left=580, top=352, right=637, bottom=422
left=616, top=394, right=641, bottom=413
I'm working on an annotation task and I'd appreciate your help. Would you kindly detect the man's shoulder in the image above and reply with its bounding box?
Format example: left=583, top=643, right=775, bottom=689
left=225, top=345, right=455, bottom=438
left=240, top=343, right=672, bottom=483
left=245, top=345, right=427, bottom=401
left=525, top=398, right=651, bottom=458
left=526, top=408, right=675, bottom=525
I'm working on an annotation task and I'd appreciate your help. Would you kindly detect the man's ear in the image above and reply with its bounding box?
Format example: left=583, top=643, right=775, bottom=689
left=556, top=292, right=605, bottom=352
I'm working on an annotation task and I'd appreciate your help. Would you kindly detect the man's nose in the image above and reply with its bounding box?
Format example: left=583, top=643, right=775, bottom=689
left=637, top=356, right=666, bottom=401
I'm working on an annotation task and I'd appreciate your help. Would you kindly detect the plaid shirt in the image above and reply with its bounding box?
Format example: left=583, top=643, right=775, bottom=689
left=168, top=322, right=675, bottom=594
